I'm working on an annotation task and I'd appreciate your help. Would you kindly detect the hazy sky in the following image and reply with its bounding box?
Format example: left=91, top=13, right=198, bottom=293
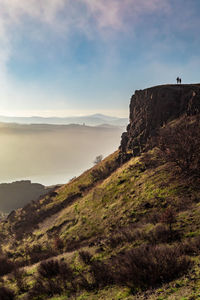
left=0, top=0, right=200, bottom=117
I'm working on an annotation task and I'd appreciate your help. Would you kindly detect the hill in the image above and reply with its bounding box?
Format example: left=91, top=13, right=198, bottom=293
left=0, top=181, right=55, bottom=214
left=0, top=84, right=199, bottom=299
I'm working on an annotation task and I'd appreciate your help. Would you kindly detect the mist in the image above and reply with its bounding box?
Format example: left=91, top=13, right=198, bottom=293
left=0, top=123, right=124, bottom=185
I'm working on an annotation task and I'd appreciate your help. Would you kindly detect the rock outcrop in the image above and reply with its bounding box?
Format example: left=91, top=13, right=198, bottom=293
left=120, top=84, right=200, bottom=155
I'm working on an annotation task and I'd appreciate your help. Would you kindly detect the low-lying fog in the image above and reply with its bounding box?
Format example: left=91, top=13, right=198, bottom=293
left=0, top=123, right=124, bottom=186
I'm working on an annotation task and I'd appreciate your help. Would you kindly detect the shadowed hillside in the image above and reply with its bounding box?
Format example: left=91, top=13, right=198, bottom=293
left=0, top=84, right=199, bottom=300
left=0, top=181, right=54, bottom=214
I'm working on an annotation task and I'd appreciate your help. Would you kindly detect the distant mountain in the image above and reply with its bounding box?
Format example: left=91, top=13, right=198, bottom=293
left=0, top=114, right=128, bottom=126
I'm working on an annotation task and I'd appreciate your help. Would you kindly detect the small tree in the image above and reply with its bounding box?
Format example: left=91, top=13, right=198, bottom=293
left=93, top=155, right=103, bottom=165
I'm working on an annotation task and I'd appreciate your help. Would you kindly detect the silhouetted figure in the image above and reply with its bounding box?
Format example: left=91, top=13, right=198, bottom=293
left=176, top=77, right=179, bottom=84
left=180, top=78, right=182, bottom=84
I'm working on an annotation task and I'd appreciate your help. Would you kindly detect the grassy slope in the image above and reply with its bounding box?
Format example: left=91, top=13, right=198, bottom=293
left=1, top=133, right=200, bottom=299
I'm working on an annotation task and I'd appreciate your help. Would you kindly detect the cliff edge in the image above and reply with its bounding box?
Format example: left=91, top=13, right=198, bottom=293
left=120, top=84, right=200, bottom=155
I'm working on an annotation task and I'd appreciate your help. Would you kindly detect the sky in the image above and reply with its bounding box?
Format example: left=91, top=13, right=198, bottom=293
left=0, top=0, right=200, bottom=117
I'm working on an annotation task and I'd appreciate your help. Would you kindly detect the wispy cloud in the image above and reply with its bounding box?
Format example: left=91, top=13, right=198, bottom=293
left=81, top=0, right=170, bottom=31
left=0, top=0, right=171, bottom=73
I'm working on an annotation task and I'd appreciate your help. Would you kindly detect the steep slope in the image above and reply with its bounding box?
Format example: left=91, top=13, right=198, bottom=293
left=0, top=84, right=199, bottom=300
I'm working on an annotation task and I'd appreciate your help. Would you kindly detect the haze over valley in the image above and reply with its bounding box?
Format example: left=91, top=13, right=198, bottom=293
left=0, top=120, right=125, bottom=186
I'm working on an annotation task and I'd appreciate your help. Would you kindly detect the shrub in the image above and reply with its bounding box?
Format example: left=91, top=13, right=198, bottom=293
left=29, top=259, right=76, bottom=298
left=0, top=256, right=14, bottom=276
left=147, top=224, right=180, bottom=244
left=0, top=287, right=15, bottom=300
left=12, top=268, right=28, bottom=294
left=180, top=235, right=200, bottom=256
left=29, top=244, right=55, bottom=264
left=28, top=277, right=61, bottom=299
left=91, top=159, right=119, bottom=182
left=147, top=224, right=171, bottom=244
left=79, top=250, right=92, bottom=265
left=38, top=260, right=61, bottom=279
left=140, top=152, right=160, bottom=169
left=91, top=168, right=107, bottom=182
left=38, top=259, right=75, bottom=286
left=155, top=116, right=200, bottom=176
left=108, top=227, right=142, bottom=248
left=160, top=207, right=176, bottom=239
left=144, top=211, right=161, bottom=224
left=114, top=244, right=191, bottom=289
left=89, top=260, right=114, bottom=288
left=53, top=236, right=64, bottom=253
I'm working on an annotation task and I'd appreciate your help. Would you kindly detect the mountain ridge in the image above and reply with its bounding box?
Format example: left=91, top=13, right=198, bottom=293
left=0, top=113, right=128, bottom=127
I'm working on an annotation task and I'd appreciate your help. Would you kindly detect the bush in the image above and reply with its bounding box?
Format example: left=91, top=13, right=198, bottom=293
left=29, top=259, right=76, bottom=298
left=79, top=250, right=92, bottom=265
left=147, top=224, right=181, bottom=244
left=38, top=259, right=60, bottom=279
left=28, top=277, right=61, bottom=299
left=108, top=227, right=142, bottom=248
left=12, top=268, right=28, bottom=294
left=29, top=244, right=55, bottom=265
left=114, top=244, right=191, bottom=289
left=89, top=260, right=114, bottom=288
left=144, top=211, right=161, bottom=224
left=147, top=224, right=172, bottom=244
left=53, top=236, right=64, bottom=253
left=0, top=256, right=14, bottom=276
left=0, top=287, right=15, bottom=300
left=91, top=160, right=119, bottom=182
left=160, top=207, right=176, bottom=240
left=156, top=116, right=200, bottom=176
left=180, top=235, right=200, bottom=256
left=140, top=152, right=160, bottom=169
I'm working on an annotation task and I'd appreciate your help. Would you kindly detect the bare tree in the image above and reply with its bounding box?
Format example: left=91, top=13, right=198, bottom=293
left=93, top=155, right=103, bottom=165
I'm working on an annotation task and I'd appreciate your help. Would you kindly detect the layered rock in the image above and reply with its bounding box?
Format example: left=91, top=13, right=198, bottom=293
left=120, top=84, right=200, bottom=155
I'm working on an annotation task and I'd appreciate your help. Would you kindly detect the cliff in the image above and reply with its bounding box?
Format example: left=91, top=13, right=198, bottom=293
left=120, top=84, right=200, bottom=155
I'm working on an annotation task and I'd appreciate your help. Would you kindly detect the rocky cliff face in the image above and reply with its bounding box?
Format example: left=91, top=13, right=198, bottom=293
left=120, top=84, right=200, bottom=155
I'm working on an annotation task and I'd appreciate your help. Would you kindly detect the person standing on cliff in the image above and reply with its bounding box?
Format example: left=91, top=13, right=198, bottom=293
left=180, top=78, right=182, bottom=84
left=176, top=77, right=179, bottom=84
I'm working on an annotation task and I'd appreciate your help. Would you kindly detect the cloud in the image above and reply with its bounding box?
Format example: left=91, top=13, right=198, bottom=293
left=0, top=0, right=171, bottom=45
left=0, top=1, right=169, bottom=81
left=81, top=0, right=170, bottom=30
left=0, top=0, right=171, bottom=73
left=0, top=0, right=199, bottom=116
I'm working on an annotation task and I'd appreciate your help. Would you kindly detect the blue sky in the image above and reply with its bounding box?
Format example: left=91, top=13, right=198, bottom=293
left=0, top=0, right=200, bottom=117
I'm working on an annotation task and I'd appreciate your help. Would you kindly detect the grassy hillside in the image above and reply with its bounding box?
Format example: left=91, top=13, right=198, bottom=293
left=0, top=116, right=199, bottom=299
